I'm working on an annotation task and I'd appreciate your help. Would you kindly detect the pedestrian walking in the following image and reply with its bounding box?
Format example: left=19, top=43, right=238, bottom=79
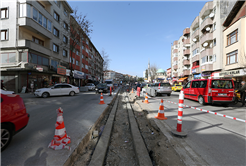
left=238, top=81, right=246, bottom=107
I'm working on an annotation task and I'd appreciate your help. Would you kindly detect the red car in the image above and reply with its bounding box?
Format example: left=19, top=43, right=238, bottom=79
left=1, top=94, right=30, bottom=151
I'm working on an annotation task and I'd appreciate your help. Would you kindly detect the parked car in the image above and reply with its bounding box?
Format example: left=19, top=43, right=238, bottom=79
left=148, top=82, right=172, bottom=96
left=172, top=84, right=183, bottom=92
left=0, top=89, right=15, bottom=94
left=1, top=94, right=30, bottom=151
left=34, top=83, right=80, bottom=98
left=95, top=83, right=108, bottom=94
left=85, top=83, right=96, bottom=91
left=182, top=78, right=235, bottom=105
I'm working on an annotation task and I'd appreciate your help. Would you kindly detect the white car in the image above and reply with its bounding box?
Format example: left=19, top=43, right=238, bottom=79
left=34, top=83, right=79, bottom=98
left=0, top=89, right=15, bottom=94
left=85, top=83, right=96, bottom=91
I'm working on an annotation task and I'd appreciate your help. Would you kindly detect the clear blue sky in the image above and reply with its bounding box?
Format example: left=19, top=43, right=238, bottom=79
left=68, top=1, right=207, bottom=77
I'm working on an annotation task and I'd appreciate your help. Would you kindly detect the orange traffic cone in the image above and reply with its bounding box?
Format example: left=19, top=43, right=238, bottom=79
left=99, top=93, right=105, bottom=104
left=48, top=107, right=71, bottom=150
left=155, top=99, right=167, bottom=120
left=131, top=88, right=134, bottom=93
left=142, top=93, right=149, bottom=104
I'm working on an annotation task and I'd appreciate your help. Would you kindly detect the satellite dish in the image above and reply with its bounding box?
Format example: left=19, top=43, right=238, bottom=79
left=203, top=42, right=208, bottom=47
left=183, top=47, right=186, bottom=50
left=193, top=38, right=197, bottom=42
left=209, top=13, right=214, bottom=18
left=206, top=27, right=211, bottom=31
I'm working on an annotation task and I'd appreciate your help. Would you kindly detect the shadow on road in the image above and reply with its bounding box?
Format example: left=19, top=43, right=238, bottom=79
left=24, top=147, right=48, bottom=166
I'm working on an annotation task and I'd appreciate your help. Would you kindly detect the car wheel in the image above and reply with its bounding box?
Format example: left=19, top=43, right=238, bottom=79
left=167, top=93, right=171, bottom=96
left=1, top=124, right=13, bottom=151
left=42, top=92, right=49, bottom=98
left=69, top=91, right=75, bottom=96
left=198, top=96, right=205, bottom=105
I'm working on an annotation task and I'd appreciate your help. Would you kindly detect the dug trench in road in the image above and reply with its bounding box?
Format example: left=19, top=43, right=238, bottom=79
left=72, top=87, right=185, bottom=166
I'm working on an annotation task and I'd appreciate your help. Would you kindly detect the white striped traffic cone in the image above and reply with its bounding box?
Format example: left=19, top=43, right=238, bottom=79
left=99, top=93, right=105, bottom=104
left=155, top=99, right=167, bottom=120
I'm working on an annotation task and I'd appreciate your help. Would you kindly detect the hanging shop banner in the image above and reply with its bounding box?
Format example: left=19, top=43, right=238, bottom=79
left=201, top=66, right=205, bottom=71
left=87, top=74, right=92, bottom=80
left=66, top=69, right=71, bottom=76
left=73, top=70, right=84, bottom=79
left=201, top=72, right=211, bottom=77
left=192, top=69, right=196, bottom=73
left=219, top=69, right=246, bottom=77
left=194, top=74, right=201, bottom=79
left=57, top=65, right=66, bottom=75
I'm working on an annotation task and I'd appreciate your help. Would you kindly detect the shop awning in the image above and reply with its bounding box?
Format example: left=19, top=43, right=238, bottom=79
left=177, top=77, right=188, bottom=82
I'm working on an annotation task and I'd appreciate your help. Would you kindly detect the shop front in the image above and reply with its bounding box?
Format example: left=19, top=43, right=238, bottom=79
left=73, top=70, right=85, bottom=87
left=201, top=71, right=212, bottom=78
left=177, top=77, right=188, bottom=85
left=194, top=74, right=202, bottom=79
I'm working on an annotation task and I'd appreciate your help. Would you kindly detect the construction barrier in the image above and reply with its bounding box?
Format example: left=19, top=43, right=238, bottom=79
left=109, top=87, right=112, bottom=96
left=137, top=87, right=141, bottom=97
left=48, top=107, right=71, bottom=150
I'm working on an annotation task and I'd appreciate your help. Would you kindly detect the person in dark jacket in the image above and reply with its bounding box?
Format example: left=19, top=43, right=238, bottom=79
left=238, top=81, right=246, bottom=107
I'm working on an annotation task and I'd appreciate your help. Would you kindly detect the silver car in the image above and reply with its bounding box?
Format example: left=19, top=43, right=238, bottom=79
left=149, top=82, right=172, bottom=96
left=85, top=83, right=96, bottom=91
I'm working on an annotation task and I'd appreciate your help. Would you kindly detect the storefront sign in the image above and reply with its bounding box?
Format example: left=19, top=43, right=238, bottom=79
left=201, top=72, right=211, bottom=77
left=66, top=69, right=70, bottom=76
left=36, top=66, right=43, bottom=72
left=219, top=69, right=243, bottom=77
left=57, top=65, right=66, bottom=75
left=201, top=66, right=205, bottom=71
left=192, top=69, right=196, bottom=73
left=194, top=74, right=201, bottom=79
left=73, top=70, right=84, bottom=79
left=87, top=74, right=92, bottom=80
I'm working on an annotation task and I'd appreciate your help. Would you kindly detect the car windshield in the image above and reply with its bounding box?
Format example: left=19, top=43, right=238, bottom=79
left=97, top=83, right=107, bottom=87
left=211, top=80, right=233, bottom=89
left=105, top=81, right=112, bottom=84
left=86, top=84, right=91, bottom=86
left=160, top=83, right=170, bottom=87
left=174, top=85, right=182, bottom=86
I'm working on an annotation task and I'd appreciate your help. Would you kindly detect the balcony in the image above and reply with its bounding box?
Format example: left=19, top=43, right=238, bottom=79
left=183, top=59, right=190, bottom=66
left=173, top=73, right=178, bottom=77
left=200, top=48, right=213, bottom=58
left=183, top=49, right=190, bottom=55
left=201, top=64, right=213, bottom=72
left=173, top=57, right=178, bottom=61
left=173, top=40, right=178, bottom=46
left=192, top=42, right=200, bottom=49
left=191, top=16, right=199, bottom=29
left=200, top=33, right=213, bottom=45
left=200, top=17, right=213, bottom=32
left=183, top=28, right=190, bottom=36
left=200, top=1, right=213, bottom=18
left=173, top=65, right=178, bottom=70
left=18, top=17, right=52, bottom=39
left=192, top=54, right=199, bottom=62
left=192, top=66, right=200, bottom=74
left=183, top=38, right=190, bottom=45
left=192, top=28, right=199, bottom=39
left=18, top=39, right=51, bottom=55
left=183, top=69, right=190, bottom=76
left=173, top=49, right=178, bottom=53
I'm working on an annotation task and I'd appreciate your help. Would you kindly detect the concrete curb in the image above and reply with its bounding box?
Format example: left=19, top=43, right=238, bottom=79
left=88, top=95, right=119, bottom=166
left=63, top=89, right=120, bottom=166
left=126, top=94, right=153, bottom=166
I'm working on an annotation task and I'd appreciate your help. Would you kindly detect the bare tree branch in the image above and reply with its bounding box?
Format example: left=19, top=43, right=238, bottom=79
left=101, top=48, right=111, bottom=71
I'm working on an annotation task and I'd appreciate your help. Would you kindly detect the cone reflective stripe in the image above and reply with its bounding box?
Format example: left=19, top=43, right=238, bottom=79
left=158, top=83, right=160, bottom=90
left=99, top=93, right=105, bottom=104
left=143, top=93, right=149, bottom=104
left=176, top=91, right=184, bottom=132
left=155, top=99, right=167, bottom=120
left=48, top=107, right=71, bottom=150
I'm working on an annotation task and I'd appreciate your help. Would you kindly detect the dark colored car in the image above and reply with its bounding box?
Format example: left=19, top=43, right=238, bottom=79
left=95, top=83, right=108, bottom=94
left=1, top=94, right=30, bottom=151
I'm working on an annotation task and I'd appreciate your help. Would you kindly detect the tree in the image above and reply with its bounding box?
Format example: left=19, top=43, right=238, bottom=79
left=150, top=64, right=158, bottom=82
left=145, top=69, right=148, bottom=79
left=138, top=77, right=144, bottom=82
left=69, top=8, right=93, bottom=85
left=101, top=48, right=111, bottom=71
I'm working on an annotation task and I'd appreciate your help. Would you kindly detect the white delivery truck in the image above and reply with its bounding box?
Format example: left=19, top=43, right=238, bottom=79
left=105, top=79, right=114, bottom=90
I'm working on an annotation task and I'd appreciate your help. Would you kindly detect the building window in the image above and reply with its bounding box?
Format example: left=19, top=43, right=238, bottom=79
left=76, top=50, right=79, bottom=55
left=1, top=8, right=8, bottom=19
left=63, top=49, right=68, bottom=57
left=82, top=54, right=84, bottom=59
left=82, top=45, right=84, bottom=50
left=227, top=29, right=238, bottom=46
left=48, top=20, right=52, bottom=32
left=63, top=35, right=68, bottom=44
left=32, top=36, right=44, bottom=46
left=33, top=7, right=38, bottom=21
left=213, top=22, right=216, bottom=31
left=0, top=53, right=16, bottom=63
left=1, top=29, right=8, bottom=40
left=54, top=11, right=59, bottom=22
left=64, top=8, right=68, bottom=16
left=82, top=64, right=84, bottom=68
left=63, top=22, right=68, bottom=30
left=51, top=60, right=58, bottom=71
left=28, top=52, right=49, bottom=66
left=43, top=17, right=47, bottom=28
left=226, top=50, right=238, bottom=65
left=76, top=60, right=79, bottom=65
left=53, top=27, right=59, bottom=37
left=53, top=43, right=59, bottom=53
left=38, top=12, right=42, bottom=25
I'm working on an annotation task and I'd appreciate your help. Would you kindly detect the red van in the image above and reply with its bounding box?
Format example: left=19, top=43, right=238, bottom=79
left=182, top=78, right=235, bottom=105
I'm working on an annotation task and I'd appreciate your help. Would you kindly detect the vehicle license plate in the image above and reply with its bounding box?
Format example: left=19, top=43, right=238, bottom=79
left=218, top=93, right=227, bottom=96
left=99, top=90, right=103, bottom=92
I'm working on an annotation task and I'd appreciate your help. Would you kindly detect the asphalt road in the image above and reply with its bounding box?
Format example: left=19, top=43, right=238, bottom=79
left=141, top=91, right=246, bottom=165
left=1, top=90, right=118, bottom=166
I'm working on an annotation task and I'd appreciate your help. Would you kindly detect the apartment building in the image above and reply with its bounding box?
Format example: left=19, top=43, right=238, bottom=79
left=0, top=0, right=73, bottom=92
left=103, top=70, right=123, bottom=83
left=222, top=1, right=246, bottom=89
left=171, top=0, right=240, bottom=83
